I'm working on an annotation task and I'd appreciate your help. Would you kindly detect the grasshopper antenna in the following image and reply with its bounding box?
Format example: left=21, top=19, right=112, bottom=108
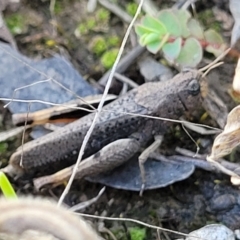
left=199, top=48, right=230, bottom=77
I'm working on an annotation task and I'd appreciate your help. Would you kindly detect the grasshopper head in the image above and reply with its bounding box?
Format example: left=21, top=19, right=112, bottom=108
left=175, top=70, right=203, bottom=112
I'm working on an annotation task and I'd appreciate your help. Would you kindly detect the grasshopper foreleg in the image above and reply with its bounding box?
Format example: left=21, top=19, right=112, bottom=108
left=139, top=135, right=163, bottom=196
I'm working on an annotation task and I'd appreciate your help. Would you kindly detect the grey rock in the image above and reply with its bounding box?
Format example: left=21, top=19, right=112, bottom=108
left=0, top=43, right=98, bottom=113
left=87, top=156, right=195, bottom=191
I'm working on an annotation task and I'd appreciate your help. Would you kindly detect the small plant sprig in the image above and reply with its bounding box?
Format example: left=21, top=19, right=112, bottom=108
left=0, top=171, right=17, bottom=199
left=135, top=9, right=226, bottom=69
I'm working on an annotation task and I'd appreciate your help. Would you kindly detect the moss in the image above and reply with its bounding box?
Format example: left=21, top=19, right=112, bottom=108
left=198, top=10, right=221, bottom=32
left=86, top=18, right=97, bottom=30
left=129, top=227, right=146, bottom=240
left=76, top=23, right=88, bottom=35
left=107, top=35, right=120, bottom=47
left=89, top=36, right=107, bottom=55
left=75, top=7, right=110, bottom=37
left=111, top=228, right=128, bottom=240
left=75, top=18, right=96, bottom=36
left=148, top=209, right=157, bottom=218
left=126, top=2, right=138, bottom=16
left=94, top=8, right=110, bottom=32
left=0, top=142, right=7, bottom=154
left=198, top=10, right=213, bottom=25
left=210, top=22, right=222, bottom=32
left=100, top=48, right=118, bottom=69
left=54, top=1, right=64, bottom=14
left=5, top=13, right=26, bottom=35
left=45, top=39, right=57, bottom=48
left=96, top=8, right=110, bottom=21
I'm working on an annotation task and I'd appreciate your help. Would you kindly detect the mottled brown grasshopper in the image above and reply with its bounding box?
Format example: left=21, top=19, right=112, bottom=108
left=5, top=70, right=202, bottom=193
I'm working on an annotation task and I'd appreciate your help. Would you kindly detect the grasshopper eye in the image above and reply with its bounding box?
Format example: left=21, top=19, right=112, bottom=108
left=188, top=79, right=200, bottom=96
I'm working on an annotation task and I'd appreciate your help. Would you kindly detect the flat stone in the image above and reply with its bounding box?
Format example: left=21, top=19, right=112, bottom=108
left=87, top=156, right=195, bottom=191
left=0, top=43, right=98, bottom=113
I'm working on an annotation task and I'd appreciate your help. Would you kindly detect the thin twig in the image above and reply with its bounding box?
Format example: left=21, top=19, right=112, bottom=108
left=169, top=148, right=240, bottom=175
left=173, top=0, right=198, bottom=10
left=119, top=82, right=128, bottom=96
left=20, top=103, right=31, bottom=167
left=57, top=0, right=145, bottom=206
left=181, top=123, right=200, bottom=156
left=182, top=119, right=221, bottom=135
left=4, top=78, right=50, bottom=108
left=0, top=97, right=222, bottom=131
left=134, top=0, right=159, bottom=15
left=0, top=98, right=96, bottom=113
left=0, top=126, right=27, bottom=143
left=199, top=48, right=230, bottom=74
left=114, top=72, right=139, bottom=88
left=175, top=146, right=206, bottom=159
left=87, top=0, right=97, bottom=12
left=75, top=212, right=207, bottom=240
left=70, top=187, right=105, bottom=212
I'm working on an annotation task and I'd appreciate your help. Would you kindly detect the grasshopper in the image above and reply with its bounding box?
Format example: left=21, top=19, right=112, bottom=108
left=4, top=70, right=203, bottom=193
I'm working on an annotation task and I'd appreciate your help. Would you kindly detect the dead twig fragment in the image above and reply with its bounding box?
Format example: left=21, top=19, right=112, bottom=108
left=70, top=187, right=106, bottom=212
left=98, top=0, right=132, bottom=23
left=0, top=126, right=27, bottom=143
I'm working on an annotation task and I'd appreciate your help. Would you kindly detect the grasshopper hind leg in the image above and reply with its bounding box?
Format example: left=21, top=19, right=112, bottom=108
left=33, top=137, right=142, bottom=190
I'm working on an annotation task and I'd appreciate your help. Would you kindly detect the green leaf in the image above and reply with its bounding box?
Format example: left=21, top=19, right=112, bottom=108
left=139, top=33, right=148, bottom=45
left=188, top=19, right=204, bottom=39
left=173, top=9, right=191, bottom=38
left=204, top=29, right=226, bottom=56
left=146, top=33, right=169, bottom=53
left=146, top=41, right=163, bottom=54
left=142, top=32, right=160, bottom=45
left=206, top=44, right=226, bottom=57
left=141, top=15, right=167, bottom=36
left=0, top=171, right=17, bottom=199
left=135, top=25, right=154, bottom=36
left=158, top=9, right=182, bottom=37
left=204, top=29, right=223, bottom=44
left=162, top=37, right=182, bottom=61
left=176, top=38, right=203, bottom=68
